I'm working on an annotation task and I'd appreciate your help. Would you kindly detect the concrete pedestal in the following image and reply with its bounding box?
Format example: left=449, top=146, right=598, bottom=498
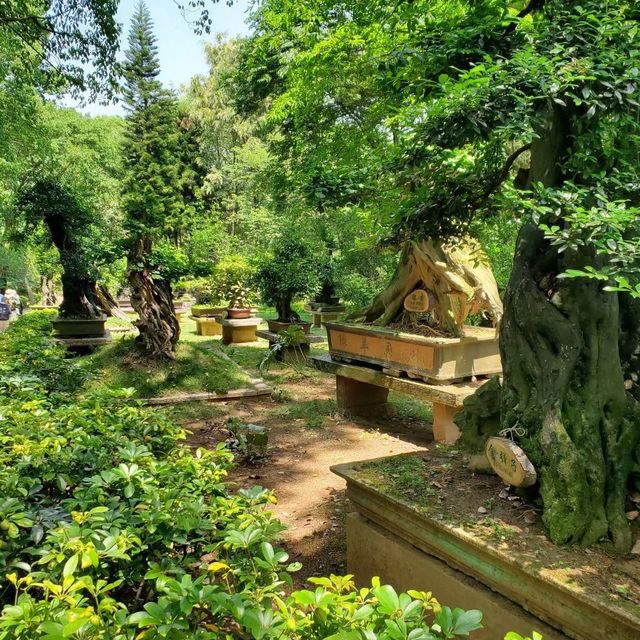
left=221, top=317, right=261, bottom=345
left=304, top=303, right=346, bottom=328
left=192, top=316, right=222, bottom=336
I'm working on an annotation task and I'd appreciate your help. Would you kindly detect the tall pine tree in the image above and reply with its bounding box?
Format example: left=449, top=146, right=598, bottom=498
left=122, top=1, right=181, bottom=358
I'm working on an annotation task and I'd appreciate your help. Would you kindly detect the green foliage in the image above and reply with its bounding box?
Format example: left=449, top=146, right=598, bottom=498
left=0, top=311, right=89, bottom=395
left=213, top=255, right=256, bottom=306
left=188, top=35, right=276, bottom=256
left=258, top=325, right=307, bottom=373
left=238, top=0, right=640, bottom=299
left=177, top=256, right=256, bottom=306
left=255, top=231, right=320, bottom=321
left=0, top=1, right=121, bottom=100
left=0, top=311, right=494, bottom=640
left=538, top=186, right=640, bottom=298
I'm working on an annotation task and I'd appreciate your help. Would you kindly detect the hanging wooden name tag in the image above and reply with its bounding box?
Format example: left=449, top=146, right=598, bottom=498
left=404, top=289, right=430, bottom=313
left=485, top=437, right=537, bottom=488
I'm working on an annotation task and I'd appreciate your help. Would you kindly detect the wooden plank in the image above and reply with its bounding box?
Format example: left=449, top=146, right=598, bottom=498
left=140, top=384, right=272, bottom=405
left=256, top=329, right=324, bottom=344
left=311, top=354, right=485, bottom=407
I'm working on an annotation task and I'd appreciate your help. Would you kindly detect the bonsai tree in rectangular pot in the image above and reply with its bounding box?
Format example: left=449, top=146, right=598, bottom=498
left=255, top=230, right=320, bottom=333
left=15, top=178, right=108, bottom=338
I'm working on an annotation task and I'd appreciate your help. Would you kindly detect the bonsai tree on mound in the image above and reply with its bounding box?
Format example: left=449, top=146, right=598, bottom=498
left=15, top=179, right=102, bottom=319
left=255, top=231, right=320, bottom=323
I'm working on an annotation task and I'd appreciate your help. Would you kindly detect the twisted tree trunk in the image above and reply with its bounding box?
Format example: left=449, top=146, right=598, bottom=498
left=500, top=224, right=640, bottom=551
left=40, top=276, right=57, bottom=306
left=352, top=238, right=502, bottom=335
left=496, top=103, right=640, bottom=552
left=127, top=236, right=179, bottom=359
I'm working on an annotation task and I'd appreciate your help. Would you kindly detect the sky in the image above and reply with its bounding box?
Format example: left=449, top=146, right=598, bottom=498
left=71, top=0, right=251, bottom=117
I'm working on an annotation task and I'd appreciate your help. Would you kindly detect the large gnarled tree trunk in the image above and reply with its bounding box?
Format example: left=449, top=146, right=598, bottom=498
left=127, top=236, right=179, bottom=359
left=489, top=103, right=640, bottom=552
left=43, top=211, right=102, bottom=319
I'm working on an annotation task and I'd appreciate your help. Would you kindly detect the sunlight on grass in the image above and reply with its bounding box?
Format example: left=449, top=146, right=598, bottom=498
left=80, top=336, right=252, bottom=398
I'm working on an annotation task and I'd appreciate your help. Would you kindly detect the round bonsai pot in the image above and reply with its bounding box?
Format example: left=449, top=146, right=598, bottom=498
left=227, top=307, right=252, bottom=319
left=52, top=315, right=107, bottom=338
left=267, top=319, right=312, bottom=334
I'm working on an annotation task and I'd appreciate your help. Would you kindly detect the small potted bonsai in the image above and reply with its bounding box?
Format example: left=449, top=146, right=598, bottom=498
left=227, top=283, right=255, bottom=319
left=255, top=231, right=320, bottom=333
left=16, top=179, right=108, bottom=339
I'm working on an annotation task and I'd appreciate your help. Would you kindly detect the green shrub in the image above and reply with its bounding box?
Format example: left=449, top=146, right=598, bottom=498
left=0, top=312, right=527, bottom=639
left=0, top=311, right=90, bottom=396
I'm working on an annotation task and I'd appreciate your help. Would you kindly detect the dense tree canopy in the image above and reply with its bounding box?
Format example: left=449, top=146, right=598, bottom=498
left=235, top=0, right=640, bottom=552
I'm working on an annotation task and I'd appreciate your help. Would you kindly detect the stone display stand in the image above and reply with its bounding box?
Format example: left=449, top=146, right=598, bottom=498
left=192, top=315, right=222, bottom=336
left=311, top=354, right=486, bottom=443
left=220, top=317, right=261, bottom=345
left=304, top=303, right=347, bottom=328
left=257, top=329, right=323, bottom=364
left=53, top=331, right=113, bottom=347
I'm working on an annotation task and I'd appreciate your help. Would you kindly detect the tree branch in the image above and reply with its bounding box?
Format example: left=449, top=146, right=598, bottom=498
left=476, top=142, right=532, bottom=206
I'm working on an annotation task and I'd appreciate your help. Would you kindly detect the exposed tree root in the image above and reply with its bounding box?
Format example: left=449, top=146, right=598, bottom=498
left=351, top=238, right=503, bottom=336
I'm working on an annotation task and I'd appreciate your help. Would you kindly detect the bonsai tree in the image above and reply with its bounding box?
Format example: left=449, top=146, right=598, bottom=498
left=255, top=231, right=320, bottom=323
left=240, top=0, right=640, bottom=550
left=15, top=179, right=102, bottom=319
left=227, top=283, right=255, bottom=310
left=315, top=247, right=339, bottom=305
left=121, top=2, right=185, bottom=359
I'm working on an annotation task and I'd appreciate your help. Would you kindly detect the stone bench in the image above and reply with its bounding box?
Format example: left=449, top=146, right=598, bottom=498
left=310, top=354, right=486, bottom=443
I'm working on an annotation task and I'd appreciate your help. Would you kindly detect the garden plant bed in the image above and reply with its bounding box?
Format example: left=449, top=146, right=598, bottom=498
left=332, top=449, right=640, bottom=640
left=325, top=322, right=501, bottom=383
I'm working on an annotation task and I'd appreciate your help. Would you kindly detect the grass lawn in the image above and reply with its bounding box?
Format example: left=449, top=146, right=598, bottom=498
left=82, top=302, right=329, bottom=400
left=80, top=332, right=253, bottom=399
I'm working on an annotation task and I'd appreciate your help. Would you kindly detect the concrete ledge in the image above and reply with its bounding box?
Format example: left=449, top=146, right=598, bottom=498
left=347, top=513, right=566, bottom=640
left=333, top=458, right=640, bottom=640
left=53, top=330, right=113, bottom=347
left=220, top=317, right=262, bottom=327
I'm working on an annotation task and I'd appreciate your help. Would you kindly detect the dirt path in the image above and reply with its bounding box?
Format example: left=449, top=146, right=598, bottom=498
left=185, top=368, right=434, bottom=584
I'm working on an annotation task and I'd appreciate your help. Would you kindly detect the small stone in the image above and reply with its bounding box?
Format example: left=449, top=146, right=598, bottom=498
left=477, top=506, right=488, bottom=514
left=626, top=510, right=639, bottom=521
left=499, top=489, right=509, bottom=499
left=625, top=379, right=634, bottom=390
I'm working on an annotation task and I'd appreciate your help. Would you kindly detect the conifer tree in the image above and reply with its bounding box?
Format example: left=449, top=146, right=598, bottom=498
left=122, top=0, right=181, bottom=358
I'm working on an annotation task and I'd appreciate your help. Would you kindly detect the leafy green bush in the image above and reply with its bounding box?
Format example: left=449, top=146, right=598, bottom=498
left=0, top=311, right=90, bottom=396
left=0, top=312, right=529, bottom=640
